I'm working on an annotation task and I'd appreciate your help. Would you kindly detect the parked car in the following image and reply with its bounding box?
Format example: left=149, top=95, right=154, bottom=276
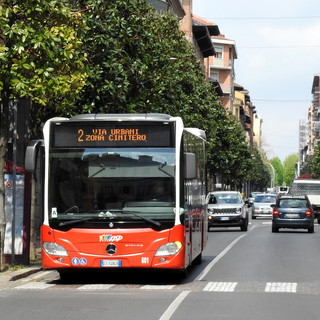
left=206, top=191, right=249, bottom=231
left=252, top=193, right=277, bottom=219
left=271, top=195, right=314, bottom=233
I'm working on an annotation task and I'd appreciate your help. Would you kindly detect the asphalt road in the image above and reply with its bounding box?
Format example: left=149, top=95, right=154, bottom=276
left=1, top=217, right=320, bottom=320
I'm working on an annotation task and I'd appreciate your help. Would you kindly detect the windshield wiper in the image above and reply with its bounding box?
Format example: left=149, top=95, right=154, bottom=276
left=58, top=217, right=99, bottom=227
left=103, top=209, right=161, bottom=227
left=58, top=210, right=161, bottom=228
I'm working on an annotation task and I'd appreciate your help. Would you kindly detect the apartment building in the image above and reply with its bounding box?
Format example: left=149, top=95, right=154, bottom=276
left=146, top=0, right=185, bottom=18
left=148, top=1, right=257, bottom=148
left=208, top=34, right=238, bottom=113
left=233, top=84, right=256, bottom=147
left=299, top=73, right=320, bottom=164
left=311, top=74, right=320, bottom=153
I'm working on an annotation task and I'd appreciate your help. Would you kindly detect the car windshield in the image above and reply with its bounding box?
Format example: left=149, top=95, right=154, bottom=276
left=255, top=195, right=276, bottom=203
left=279, top=199, right=308, bottom=208
left=208, top=193, right=242, bottom=204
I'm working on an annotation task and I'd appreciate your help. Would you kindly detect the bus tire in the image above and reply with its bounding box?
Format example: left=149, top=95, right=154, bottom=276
left=177, top=268, right=188, bottom=279
left=192, top=252, right=202, bottom=266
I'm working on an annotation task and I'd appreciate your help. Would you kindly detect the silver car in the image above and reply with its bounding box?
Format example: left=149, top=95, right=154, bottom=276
left=207, top=191, right=249, bottom=231
left=252, top=193, right=277, bottom=219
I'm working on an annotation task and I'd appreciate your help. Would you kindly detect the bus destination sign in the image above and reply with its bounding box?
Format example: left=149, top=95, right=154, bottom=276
left=52, top=123, right=173, bottom=147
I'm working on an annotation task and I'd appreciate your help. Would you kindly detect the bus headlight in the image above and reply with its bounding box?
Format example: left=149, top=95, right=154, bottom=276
left=155, top=241, right=183, bottom=256
left=43, top=242, right=68, bottom=256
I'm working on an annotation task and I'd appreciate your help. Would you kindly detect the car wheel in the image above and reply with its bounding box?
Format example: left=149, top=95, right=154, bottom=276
left=308, top=225, right=314, bottom=233
left=272, top=226, right=279, bottom=233
left=241, top=221, right=248, bottom=231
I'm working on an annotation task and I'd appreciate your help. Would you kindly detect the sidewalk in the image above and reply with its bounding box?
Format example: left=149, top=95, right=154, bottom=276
left=0, top=264, right=42, bottom=283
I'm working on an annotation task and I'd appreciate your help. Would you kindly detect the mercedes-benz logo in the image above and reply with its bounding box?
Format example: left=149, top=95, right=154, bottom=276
left=106, top=243, right=117, bottom=255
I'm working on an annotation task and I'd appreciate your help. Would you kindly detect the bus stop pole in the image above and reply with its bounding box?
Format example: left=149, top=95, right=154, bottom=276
left=11, top=100, right=17, bottom=264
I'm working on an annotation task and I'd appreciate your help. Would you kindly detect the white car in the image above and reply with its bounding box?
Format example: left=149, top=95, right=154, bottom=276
left=252, top=193, right=277, bottom=219
left=207, top=191, right=249, bottom=231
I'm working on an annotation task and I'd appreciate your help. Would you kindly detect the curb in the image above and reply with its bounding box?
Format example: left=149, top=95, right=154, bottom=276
left=0, top=265, right=42, bottom=283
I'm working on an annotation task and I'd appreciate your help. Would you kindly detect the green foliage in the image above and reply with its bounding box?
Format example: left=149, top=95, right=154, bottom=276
left=65, top=0, right=244, bottom=178
left=0, top=0, right=87, bottom=107
left=0, top=0, right=265, bottom=187
left=300, top=154, right=313, bottom=177
left=312, top=140, right=320, bottom=178
left=245, top=147, right=270, bottom=190
left=283, top=153, right=299, bottom=185
left=271, top=157, right=283, bottom=186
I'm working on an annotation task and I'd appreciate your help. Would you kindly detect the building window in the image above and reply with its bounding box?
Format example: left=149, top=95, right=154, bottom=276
left=210, top=70, right=219, bottom=81
left=214, top=45, right=223, bottom=59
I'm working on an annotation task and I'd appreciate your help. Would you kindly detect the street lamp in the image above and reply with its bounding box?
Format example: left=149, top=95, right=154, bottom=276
left=266, top=162, right=275, bottom=190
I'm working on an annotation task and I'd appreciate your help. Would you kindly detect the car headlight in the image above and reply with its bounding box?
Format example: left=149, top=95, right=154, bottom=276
left=43, top=242, right=68, bottom=256
left=155, top=241, right=183, bottom=256
left=236, top=207, right=242, bottom=214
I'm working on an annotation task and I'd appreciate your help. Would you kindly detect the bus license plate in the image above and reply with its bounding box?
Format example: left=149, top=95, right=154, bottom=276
left=100, top=260, right=122, bottom=267
left=220, top=217, right=230, bottom=221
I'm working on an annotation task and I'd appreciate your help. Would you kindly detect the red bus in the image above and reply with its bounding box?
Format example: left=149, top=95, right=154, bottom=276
left=26, top=114, right=207, bottom=278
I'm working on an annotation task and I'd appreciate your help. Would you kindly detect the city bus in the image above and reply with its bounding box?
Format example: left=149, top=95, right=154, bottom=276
left=25, top=114, right=207, bottom=278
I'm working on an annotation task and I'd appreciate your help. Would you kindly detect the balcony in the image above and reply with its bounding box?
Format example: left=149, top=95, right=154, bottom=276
left=313, top=121, right=320, bottom=134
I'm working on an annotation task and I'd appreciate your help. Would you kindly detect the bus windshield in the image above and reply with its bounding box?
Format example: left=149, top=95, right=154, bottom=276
left=48, top=147, right=176, bottom=228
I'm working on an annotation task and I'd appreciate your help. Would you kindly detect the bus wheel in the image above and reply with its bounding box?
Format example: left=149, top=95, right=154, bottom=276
left=177, top=268, right=188, bottom=279
left=58, top=269, right=78, bottom=283
left=192, top=252, right=202, bottom=266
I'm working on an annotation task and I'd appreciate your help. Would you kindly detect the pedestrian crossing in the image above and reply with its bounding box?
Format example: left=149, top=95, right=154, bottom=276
left=7, top=281, right=315, bottom=294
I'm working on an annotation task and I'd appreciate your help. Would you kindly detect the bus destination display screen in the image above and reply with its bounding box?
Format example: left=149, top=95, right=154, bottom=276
left=52, top=122, right=173, bottom=147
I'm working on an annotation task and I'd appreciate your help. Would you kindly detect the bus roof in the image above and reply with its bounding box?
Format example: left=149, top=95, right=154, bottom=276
left=69, top=114, right=173, bottom=122
left=184, top=128, right=206, bottom=141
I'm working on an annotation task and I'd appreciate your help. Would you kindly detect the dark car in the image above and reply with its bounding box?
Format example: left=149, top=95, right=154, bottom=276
left=206, top=191, right=249, bottom=231
left=271, top=195, right=314, bottom=233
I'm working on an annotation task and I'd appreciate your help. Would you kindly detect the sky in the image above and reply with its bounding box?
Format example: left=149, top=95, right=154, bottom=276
left=193, top=0, right=320, bottom=162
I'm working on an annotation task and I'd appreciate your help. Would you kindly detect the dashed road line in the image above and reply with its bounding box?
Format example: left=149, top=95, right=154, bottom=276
left=77, top=284, right=115, bottom=290
left=14, top=282, right=56, bottom=290
left=141, top=285, right=176, bottom=290
left=203, top=282, right=238, bottom=292
left=7, top=280, right=316, bottom=295
left=265, top=282, right=297, bottom=293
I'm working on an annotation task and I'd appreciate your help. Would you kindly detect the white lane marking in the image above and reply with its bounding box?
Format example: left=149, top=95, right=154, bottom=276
left=141, top=285, right=175, bottom=290
left=158, top=290, right=190, bottom=320
left=14, top=282, right=55, bottom=290
left=265, top=282, right=297, bottom=293
left=203, top=282, right=238, bottom=292
left=196, top=233, right=248, bottom=281
left=78, top=284, right=114, bottom=290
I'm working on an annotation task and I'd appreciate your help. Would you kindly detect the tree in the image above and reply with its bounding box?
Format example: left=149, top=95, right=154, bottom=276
left=245, top=147, right=270, bottom=191
left=0, top=0, right=87, bottom=269
left=64, top=0, right=236, bottom=180
left=312, top=140, right=320, bottom=178
left=271, top=157, right=283, bottom=186
left=283, top=153, right=299, bottom=186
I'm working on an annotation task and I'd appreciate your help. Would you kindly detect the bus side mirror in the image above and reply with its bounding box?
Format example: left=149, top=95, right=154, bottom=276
left=184, top=152, right=197, bottom=179
left=25, top=140, right=43, bottom=173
